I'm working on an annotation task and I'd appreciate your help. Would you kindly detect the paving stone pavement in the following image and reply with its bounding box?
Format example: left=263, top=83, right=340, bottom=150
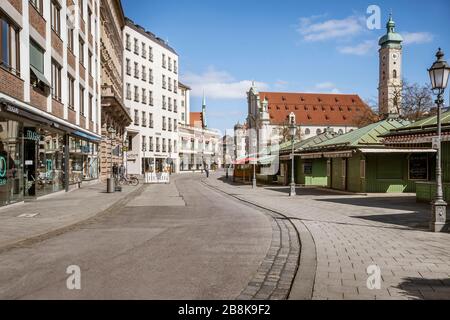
left=205, top=183, right=300, bottom=300
left=205, top=174, right=450, bottom=300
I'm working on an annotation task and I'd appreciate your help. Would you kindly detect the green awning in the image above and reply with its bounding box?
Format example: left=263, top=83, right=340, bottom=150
left=30, top=65, right=51, bottom=87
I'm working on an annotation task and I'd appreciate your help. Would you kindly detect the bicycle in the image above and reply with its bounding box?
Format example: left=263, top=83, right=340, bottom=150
left=118, top=174, right=139, bottom=186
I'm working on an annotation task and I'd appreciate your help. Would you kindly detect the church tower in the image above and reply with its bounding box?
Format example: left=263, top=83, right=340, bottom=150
left=202, top=92, right=207, bottom=128
left=378, top=14, right=403, bottom=116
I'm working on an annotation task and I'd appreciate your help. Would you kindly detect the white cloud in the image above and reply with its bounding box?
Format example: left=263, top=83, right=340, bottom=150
left=314, top=82, right=341, bottom=94
left=181, top=67, right=268, bottom=99
left=403, top=32, right=434, bottom=45
left=337, top=40, right=376, bottom=55
left=297, top=14, right=365, bottom=42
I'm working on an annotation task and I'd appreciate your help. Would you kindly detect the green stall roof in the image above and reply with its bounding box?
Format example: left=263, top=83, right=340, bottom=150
left=384, top=110, right=450, bottom=136
left=304, top=119, right=410, bottom=151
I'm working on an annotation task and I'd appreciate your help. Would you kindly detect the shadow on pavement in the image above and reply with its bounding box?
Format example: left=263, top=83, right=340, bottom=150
left=395, top=277, right=450, bottom=300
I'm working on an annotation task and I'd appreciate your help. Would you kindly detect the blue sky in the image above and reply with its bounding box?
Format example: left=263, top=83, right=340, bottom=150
left=122, top=0, right=450, bottom=135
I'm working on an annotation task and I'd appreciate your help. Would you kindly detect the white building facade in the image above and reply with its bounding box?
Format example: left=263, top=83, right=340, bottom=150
left=123, top=18, right=180, bottom=175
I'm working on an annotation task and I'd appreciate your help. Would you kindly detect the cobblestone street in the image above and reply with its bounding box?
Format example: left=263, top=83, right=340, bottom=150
left=205, top=173, right=450, bottom=300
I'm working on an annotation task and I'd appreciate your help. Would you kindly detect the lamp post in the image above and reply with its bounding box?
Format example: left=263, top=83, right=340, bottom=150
left=124, top=138, right=129, bottom=177
left=289, top=112, right=297, bottom=197
left=428, top=48, right=450, bottom=232
left=107, top=126, right=116, bottom=193
left=252, top=134, right=257, bottom=189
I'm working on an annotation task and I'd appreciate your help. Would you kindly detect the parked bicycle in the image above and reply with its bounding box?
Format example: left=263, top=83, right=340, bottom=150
left=118, top=174, right=139, bottom=186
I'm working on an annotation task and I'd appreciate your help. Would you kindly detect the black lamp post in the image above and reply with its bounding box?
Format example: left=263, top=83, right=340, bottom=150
left=428, top=48, right=450, bottom=232
left=289, top=112, right=297, bottom=197
left=107, top=126, right=116, bottom=193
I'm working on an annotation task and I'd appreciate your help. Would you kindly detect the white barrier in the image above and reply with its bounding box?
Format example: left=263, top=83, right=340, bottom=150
left=144, top=172, right=170, bottom=184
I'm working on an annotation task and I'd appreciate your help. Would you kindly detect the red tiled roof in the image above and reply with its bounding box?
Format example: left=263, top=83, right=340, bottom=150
left=260, top=92, right=373, bottom=127
left=190, top=112, right=203, bottom=128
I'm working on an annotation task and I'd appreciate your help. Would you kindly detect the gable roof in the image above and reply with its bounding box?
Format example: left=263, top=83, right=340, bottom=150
left=385, top=110, right=450, bottom=136
left=304, top=119, right=410, bottom=151
left=259, top=92, right=373, bottom=127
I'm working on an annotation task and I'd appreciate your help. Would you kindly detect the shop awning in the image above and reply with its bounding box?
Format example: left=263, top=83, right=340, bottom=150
left=258, top=155, right=277, bottom=165
left=323, top=150, right=354, bottom=158
left=301, top=153, right=323, bottom=159
left=73, top=130, right=102, bottom=142
left=30, top=65, right=51, bottom=87
left=358, top=148, right=437, bottom=154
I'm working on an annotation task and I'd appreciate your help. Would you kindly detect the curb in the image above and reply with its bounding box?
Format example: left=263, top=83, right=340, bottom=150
left=0, top=184, right=146, bottom=255
left=202, top=178, right=318, bottom=300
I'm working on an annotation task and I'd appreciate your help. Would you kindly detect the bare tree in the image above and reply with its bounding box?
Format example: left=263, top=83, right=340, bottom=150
left=352, top=97, right=380, bottom=127
left=390, top=81, right=435, bottom=121
left=278, top=121, right=303, bottom=144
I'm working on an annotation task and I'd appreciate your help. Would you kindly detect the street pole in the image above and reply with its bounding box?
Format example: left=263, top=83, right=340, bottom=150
left=289, top=134, right=296, bottom=197
left=428, top=48, right=450, bottom=232
left=431, top=92, right=447, bottom=231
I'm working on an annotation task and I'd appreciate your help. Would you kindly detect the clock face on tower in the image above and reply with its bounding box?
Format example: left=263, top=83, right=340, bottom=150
left=392, top=53, right=399, bottom=60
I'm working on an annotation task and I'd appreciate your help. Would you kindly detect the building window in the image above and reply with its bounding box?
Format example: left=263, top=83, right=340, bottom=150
left=79, top=37, right=85, bottom=65
left=149, top=113, right=153, bottom=128
left=51, top=60, right=62, bottom=101
left=174, top=119, right=177, bottom=131
left=149, top=137, right=153, bottom=152
left=89, top=94, right=93, bottom=120
left=87, top=8, right=92, bottom=35
left=168, top=117, right=172, bottom=131
left=79, top=85, right=85, bottom=115
left=162, top=138, right=166, bottom=152
left=142, top=135, right=146, bottom=152
left=142, top=111, right=147, bottom=127
left=126, top=83, right=131, bottom=100
left=134, top=38, right=139, bottom=55
left=174, top=60, right=177, bottom=74
left=149, top=90, right=153, bottom=106
left=68, top=75, right=75, bottom=109
left=142, top=65, right=146, bottom=81
left=134, top=109, right=139, bottom=126
left=149, top=68, right=153, bottom=84
left=88, top=50, right=92, bottom=75
left=162, top=116, right=166, bottom=130
left=149, top=46, right=153, bottom=61
left=142, top=42, right=146, bottom=58
left=67, top=17, right=74, bottom=51
left=168, top=97, right=172, bottom=111
left=316, top=129, right=322, bottom=135
left=174, top=99, right=177, bottom=113
left=0, top=14, right=20, bottom=76
left=126, top=59, right=131, bottom=75
left=156, top=138, right=160, bottom=152
left=134, top=86, right=139, bottom=102
left=141, top=88, right=146, bottom=104
left=162, top=96, right=166, bottom=109
left=174, top=80, right=177, bottom=93
left=29, top=0, right=43, bottom=14
left=30, top=40, right=46, bottom=89
left=162, top=54, right=166, bottom=68
left=393, top=69, right=397, bottom=79
left=51, top=1, right=61, bottom=36
left=134, top=62, right=139, bottom=78
left=125, top=33, right=131, bottom=51
left=162, top=75, right=166, bottom=89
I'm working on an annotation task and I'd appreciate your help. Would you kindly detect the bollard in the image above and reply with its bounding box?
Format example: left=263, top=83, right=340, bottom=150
left=107, top=178, right=115, bottom=193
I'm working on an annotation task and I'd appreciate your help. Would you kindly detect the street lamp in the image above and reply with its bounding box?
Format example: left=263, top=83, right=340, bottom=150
left=252, top=134, right=257, bottom=189
left=107, top=126, right=116, bottom=193
left=289, top=112, right=297, bottom=197
left=428, top=48, right=450, bottom=232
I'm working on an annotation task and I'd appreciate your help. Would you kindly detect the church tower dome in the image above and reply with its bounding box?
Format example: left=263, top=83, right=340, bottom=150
left=378, top=14, right=403, bottom=116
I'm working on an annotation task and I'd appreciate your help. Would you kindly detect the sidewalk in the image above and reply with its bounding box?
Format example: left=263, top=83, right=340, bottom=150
left=205, top=173, right=450, bottom=300
left=0, top=182, right=144, bottom=252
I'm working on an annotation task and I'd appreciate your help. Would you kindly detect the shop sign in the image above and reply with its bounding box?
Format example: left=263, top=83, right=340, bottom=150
left=144, top=172, right=170, bottom=184
left=0, top=156, right=6, bottom=178
left=5, top=105, right=19, bottom=114
left=409, top=154, right=428, bottom=180
left=25, top=130, right=41, bottom=142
